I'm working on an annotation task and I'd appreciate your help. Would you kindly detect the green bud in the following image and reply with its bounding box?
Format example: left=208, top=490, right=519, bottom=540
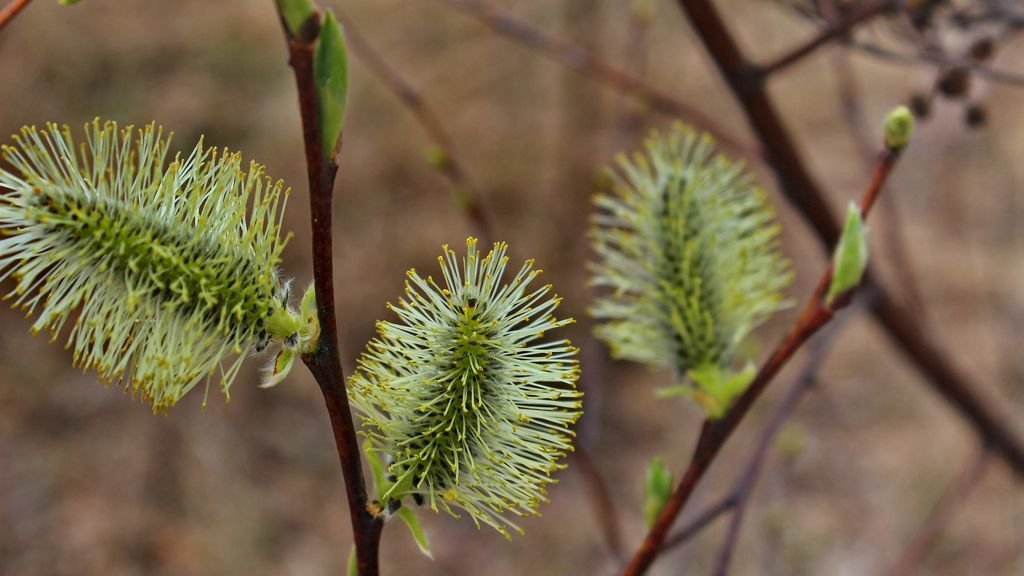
left=644, top=457, right=674, bottom=529
left=276, top=0, right=316, bottom=38
left=883, top=105, right=914, bottom=150
left=314, top=10, right=349, bottom=158
left=827, top=202, right=869, bottom=303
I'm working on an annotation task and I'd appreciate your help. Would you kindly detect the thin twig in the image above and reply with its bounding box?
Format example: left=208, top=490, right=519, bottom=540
left=338, top=13, right=495, bottom=244
left=758, top=0, right=897, bottom=77
left=833, top=46, right=927, bottom=321
left=623, top=133, right=905, bottom=576
left=660, top=304, right=861, bottom=557
left=430, top=0, right=759, bottom=160
left=675, top=0, right=1024, bottom=480
left=852, top=40, right=1024, bottom=88
left=0, top=0, right=31, bottom=34
left=574, top=444, right=626, bottom=563
left=274, top=8, right=383, bottom=575
left=886, top=447, right=991, bottom=576
left=710, top=311, right=854, bottom=575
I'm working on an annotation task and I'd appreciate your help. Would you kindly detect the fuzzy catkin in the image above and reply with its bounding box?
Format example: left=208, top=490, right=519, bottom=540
left=349, top=238, right=582, bottom=536
left=0, top=120, right=296, bottom=411
left=590, top=124, right=792, bottom=380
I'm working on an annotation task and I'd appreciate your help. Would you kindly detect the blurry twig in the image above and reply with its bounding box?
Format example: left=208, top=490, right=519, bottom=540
left=661, top=302, right=860, bottom=556
left=673, top=0, right=1024, bottom=485
left=574, top=444, right=626, bottom=563
left=624, top=124, right=907, bottom=575
left=274, top=6, right=383, bottom=574
left=886, top=447, right=991, bottom=576
left=339, top=14, right=495, bottom=244
left=430, top=0, right=760, bottom=160
left=759, top=0, right=896, bottom=77
left=852, top=40, right=1024, bottom=88
left=710, top=310, right=855, bottom=575
left=0, top=0, right=31, bottom=34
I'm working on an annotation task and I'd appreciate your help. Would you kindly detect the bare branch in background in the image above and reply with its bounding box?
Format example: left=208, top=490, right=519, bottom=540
left=339, top=13, right=495, bottom=244
left=430, top=0, right=760, bottom=160
left=886, top=447, right=991, bottom=576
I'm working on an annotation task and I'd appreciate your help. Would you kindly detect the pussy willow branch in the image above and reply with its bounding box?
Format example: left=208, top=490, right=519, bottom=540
left=833, top=46, right=926, bottom=321
left=431, top=0, right=758, bottom=160
left=622, top=138, right=904, bottom=576
left=658, top=313, right=853, bottom=553
left=338, top=13, right=494, bottom=244
left=676, top=0, right=1024, bottom=477
left=710, top=311, right=855, bottom=576
left=274, top=8, right=383, bottom=575
left=0, top=0, right=31, bottom=33
left=886, top=446, right=991, bottom=576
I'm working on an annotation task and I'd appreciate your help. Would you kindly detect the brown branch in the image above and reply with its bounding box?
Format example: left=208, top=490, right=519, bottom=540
left=274, top=8, right=383, bottom=575
left=759, top=0, right=897, bottom=77
left=886, top=447, right=991, bottom=576
left=0, top=0, right=31, bottom=34
left=338, top=13, right=495, bottom=244
left=623, top=134, right=905, bottom=576
left=430, top=0, right=760, bottom=160
left=676, top=0, right=1024, bottom=480
left=710, top=311, right=853, bottom=575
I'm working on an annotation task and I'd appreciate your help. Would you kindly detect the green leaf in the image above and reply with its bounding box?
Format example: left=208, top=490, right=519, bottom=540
left=260, top=348, right=296, bottom=389
left=276, top=0, right=316, bottom=38
left=364, top=442, right=391, bottom=496
left=686, top=362, right=756, bottom=419
left=58, top=0, right=83, bottom=5
left=883, top=105, right=914, bottom=150
left=644, top=457, right=674, bottom=528
left=397, top=506, right=434, bottom=558
left=827, top=202, right=869, bottom=303
left=299, top=283, right=320, bottom=352
left=314, top=10, right=349, bottom=158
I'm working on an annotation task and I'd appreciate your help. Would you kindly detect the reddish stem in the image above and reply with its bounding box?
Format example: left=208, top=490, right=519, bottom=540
left=274, top=8, right=383, bottom=575
left=0, top=0, right=31, bottom=34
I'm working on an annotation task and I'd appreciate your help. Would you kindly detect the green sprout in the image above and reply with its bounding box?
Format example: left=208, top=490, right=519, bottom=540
left=590, top=123, right=792, bottom=417
left=0, top=119, right=312, bottom=411
left=348, top=238, right=582, bottom=537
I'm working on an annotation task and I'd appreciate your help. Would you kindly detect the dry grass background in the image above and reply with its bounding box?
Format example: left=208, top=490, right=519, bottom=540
left=0, top=0, right=1022, bottom=575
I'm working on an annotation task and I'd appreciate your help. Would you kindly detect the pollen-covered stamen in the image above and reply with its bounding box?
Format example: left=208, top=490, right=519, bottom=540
left=27, top=189, right=278, bottom=335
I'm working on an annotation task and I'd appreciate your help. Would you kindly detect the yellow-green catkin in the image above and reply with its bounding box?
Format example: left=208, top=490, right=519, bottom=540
left=349, top=238, right=582, bottom=537
left=0, top=119, right=305, bottom=411
left=590, top=123, right=792, bottom=416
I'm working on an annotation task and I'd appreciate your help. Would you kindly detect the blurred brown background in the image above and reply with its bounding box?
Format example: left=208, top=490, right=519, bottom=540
left=0, top=0, right=1022, bottom=575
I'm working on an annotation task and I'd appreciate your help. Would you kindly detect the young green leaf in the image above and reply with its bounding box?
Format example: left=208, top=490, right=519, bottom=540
left=347, top=545, right=358, bottom=576
left=644, top=457, right=674, bottom=529
left=314, top=10, right=349, bottom=158
left=827, top=202, right=869, bottom=303
left=686, top=362, right=757, bottom=419
left=276, top=0, right=316, bottom=38
left=397, top=506, right=434, bottom=559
